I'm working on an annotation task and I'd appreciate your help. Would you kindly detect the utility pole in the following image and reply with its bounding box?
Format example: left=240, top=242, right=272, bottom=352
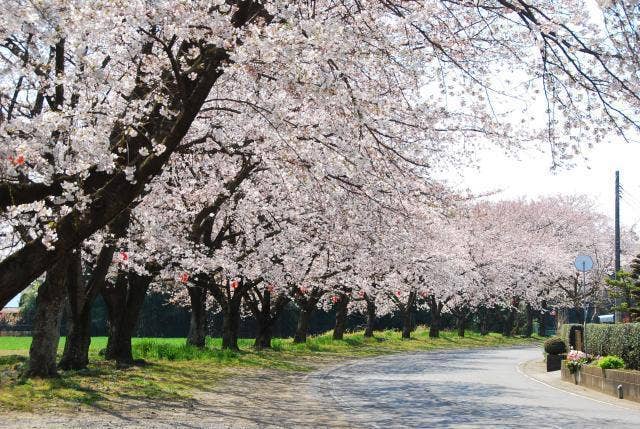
left=615, top=170, right=621, bottom=274
left=614, top=170, right=621, bottom=322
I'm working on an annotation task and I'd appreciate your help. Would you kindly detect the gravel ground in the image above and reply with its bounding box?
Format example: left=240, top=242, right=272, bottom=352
left=3, top=346, right=640, bottom=428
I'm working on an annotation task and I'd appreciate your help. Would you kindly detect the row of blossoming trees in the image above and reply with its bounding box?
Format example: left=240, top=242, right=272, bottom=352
left=0, top=0, right=638, bottom=377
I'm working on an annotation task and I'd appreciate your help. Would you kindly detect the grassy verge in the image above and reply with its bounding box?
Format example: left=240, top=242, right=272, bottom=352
left=0, top=328, right=541, bottom=412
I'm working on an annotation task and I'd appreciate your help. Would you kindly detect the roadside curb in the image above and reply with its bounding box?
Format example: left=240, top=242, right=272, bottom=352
left=517, top=359, right=640, bottom=411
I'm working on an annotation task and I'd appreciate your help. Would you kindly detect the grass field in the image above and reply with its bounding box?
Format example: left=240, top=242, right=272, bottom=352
left=0, top=328, right=542, bottom=412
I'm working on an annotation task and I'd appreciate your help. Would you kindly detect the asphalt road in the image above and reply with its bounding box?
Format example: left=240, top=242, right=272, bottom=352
left=309, top=347, right=640, bottom=428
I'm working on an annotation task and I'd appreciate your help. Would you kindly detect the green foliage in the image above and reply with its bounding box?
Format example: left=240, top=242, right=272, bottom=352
left=605, top=270, right=640, bottom=319
left=133, top=340, right=242, bottom=362
left=597, top=355, right=625, bottom=369
left=543, top=337, right=566, bottom=355
left=585, top=323, right=640, bottom=370
left=12, top=282, right=39, bottom=326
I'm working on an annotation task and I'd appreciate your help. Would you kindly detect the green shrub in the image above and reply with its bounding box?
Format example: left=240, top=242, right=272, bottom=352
left=585, top=323, right=640, bottom=370
left=543, top=337, right=566, bottom=355
left=597, top=355, right=625, bottom=370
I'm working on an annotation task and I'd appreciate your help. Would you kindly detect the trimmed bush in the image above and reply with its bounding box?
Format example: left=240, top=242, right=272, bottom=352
left=597, top=355, right=625, bottom=370
left=585, top=323, right=640, bottom=370
left=544, top=337, right=566, bottom=355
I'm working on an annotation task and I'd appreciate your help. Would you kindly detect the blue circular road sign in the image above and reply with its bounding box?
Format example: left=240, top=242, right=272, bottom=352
left=574, top=255, right=593, bottom=272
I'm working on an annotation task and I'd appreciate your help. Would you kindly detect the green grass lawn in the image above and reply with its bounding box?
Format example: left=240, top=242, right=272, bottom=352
left=0, top=328, right=542, bottom=412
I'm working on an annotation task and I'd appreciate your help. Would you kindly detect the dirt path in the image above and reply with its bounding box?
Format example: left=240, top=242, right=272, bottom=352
left=1, top=357, right=357, bottom=428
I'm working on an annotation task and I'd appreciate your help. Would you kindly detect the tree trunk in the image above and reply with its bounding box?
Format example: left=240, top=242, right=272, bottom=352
left=59, top=309, right=92, bottom=370
left=428, top=298, right=442, bottom=339
left=26, top=257, right=70, bottom=377
left=401, top=307, right=413, bottom=339
left=254, top=319, right=273, bottom=350
left=479, top=306, right=490, bottom=335
left=332, top=294, right=349, bottom=340
left=103, top=272, right=150, bottom=366
left=221, top=300, right=241, bottom=351
left=59, top=211, right=128, bottom=370
left=59, top=250, right=90, bottom=371
left=502, top=307, right=516, bottom=337
left=250, top=290, right=289, bottom=350
left=538, top=301, right=547, bottom=337
left=429, top=310, right=440, bottom=338
left=187, top=287, right=207, bottom=348
left=294, top=307, right=313, bottom=343
left=456, top=314, right=466, bottom=338
left=364, top=298, right=376, bottom=338
left=524, top=304, right=534, bottom=338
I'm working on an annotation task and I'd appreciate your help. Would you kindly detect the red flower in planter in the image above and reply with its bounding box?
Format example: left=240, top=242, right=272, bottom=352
left=331, top=295, right=340, bottom=304
left=179, top=272, right=189, bottom=284
left=119, top=251, right=129, bottom=261
left=230, top=279, right=239, bottom=289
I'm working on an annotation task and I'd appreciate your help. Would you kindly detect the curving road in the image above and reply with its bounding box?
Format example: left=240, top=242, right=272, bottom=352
left=4, top=347, right=640, bottom=428
left=308, top=347, right=640, bottom=428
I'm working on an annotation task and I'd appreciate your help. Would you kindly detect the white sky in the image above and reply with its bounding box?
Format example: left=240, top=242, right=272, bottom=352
left=440, top=142, right=640, bottom=231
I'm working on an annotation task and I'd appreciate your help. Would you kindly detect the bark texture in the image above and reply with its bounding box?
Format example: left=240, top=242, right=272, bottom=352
left=102, top=271, right=150, bottom=366
left=332, top=293, right=349, bottom=340
left=187, top=287, right=207, bottom=348
left=524, top=304, right=534, bottom=338
left=59, top=212, right=128, bottom=370
left=428, top=296, right=444, bottom=339
left=400, top=291, right=417, bottom=339
left=26, top=257, right=70, bottom=377
left=293, top=289, right=323, bottom=344
left=364, top=297, right=376, bottom=338
left=246, top=288, right=289, bottom=350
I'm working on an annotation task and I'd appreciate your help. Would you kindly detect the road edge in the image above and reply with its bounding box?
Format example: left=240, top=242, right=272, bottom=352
left=517, top=358, right=640, bottom=411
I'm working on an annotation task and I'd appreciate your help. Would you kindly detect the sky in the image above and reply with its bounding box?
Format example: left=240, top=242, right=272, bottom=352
left=441, top=142, right=640, bottom=231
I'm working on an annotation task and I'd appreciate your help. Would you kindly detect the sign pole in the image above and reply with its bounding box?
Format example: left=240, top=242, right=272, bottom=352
left=574, top=255, right=593, bottom=354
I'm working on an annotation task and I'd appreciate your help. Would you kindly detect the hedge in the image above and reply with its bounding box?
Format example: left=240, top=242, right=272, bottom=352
left=559, top=323, right=582, bottom=351
left=585, top=323, right=640, bottom=370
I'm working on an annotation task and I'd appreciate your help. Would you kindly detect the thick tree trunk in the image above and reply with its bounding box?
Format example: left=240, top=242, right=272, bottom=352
left=254, top=320, right=273, bottom=350
left=479, top=308, right=490, bottom=336
left=428, top=298, right=442, bottom=339
left=59, top=250, right=90, bottom=370
left=221, top=300, right=241, bottom=351
left=187, top=287, right=207, bottom=348
left=524, top=304, right=534, bottom=338
left=251, top=291, right=289, bottom=350
left=58, top=308, right=92, bottom=370
left=59, top=211, right=128, bottom=370
left=429, top=311, right=441, bottom=338
left=538, top=301, right=547, bottom=336
left=502, top=307, right=516, bottom=337
left=221, top=309, right=240, bottom=351
left=332, top=294, right=349, bottom=340
left=103, top=272, right=150, bottom=366
left=456, top=314, right=466, bottom=338
left=401, top=307, right=413, bottom=339
left=364, top=298, right=376, bottom=338
left=26, top=257, right=70, bottom=377
left=294, top=307, right=313, bottom=343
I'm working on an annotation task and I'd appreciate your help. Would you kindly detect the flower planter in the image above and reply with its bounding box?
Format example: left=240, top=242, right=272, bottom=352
left=561, top=361, right=640, bottom=403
